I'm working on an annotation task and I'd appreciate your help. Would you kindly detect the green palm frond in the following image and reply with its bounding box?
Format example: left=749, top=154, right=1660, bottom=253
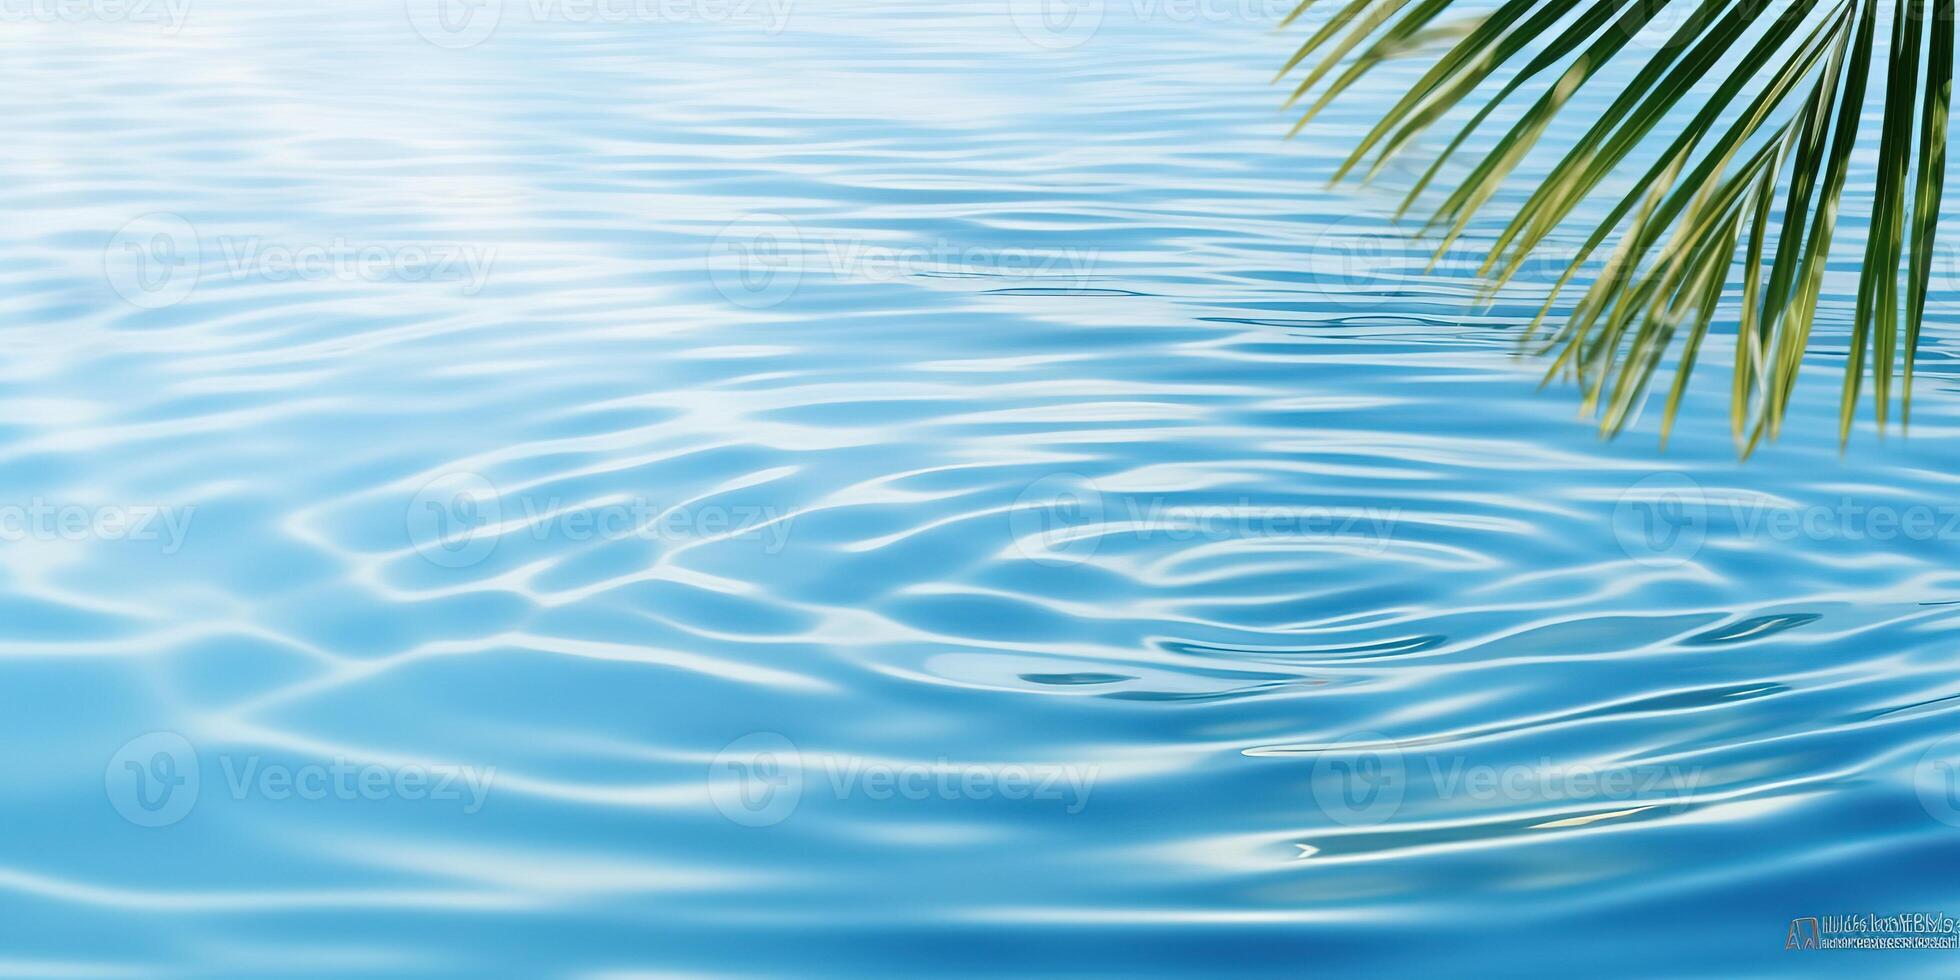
left=1280, top=0, right=1955, bottom=453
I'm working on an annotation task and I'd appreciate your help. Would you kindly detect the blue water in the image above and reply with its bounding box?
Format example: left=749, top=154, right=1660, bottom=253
left=8, top=1, right=1960, bottom=975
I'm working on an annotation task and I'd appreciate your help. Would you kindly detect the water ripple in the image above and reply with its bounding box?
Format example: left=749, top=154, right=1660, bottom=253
left=5, top=1, right=1960, bottom=975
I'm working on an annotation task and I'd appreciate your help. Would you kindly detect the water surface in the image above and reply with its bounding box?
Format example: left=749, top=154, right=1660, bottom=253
left=3, top=1, right=1960, bottom=975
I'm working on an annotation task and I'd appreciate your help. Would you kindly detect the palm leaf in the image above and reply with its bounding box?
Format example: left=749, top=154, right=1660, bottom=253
left=1281, top=0, right=1956, bottom=453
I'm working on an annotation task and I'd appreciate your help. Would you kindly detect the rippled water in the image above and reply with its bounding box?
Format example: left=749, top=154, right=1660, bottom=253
left=8, top=1, right=1960, bottom=975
